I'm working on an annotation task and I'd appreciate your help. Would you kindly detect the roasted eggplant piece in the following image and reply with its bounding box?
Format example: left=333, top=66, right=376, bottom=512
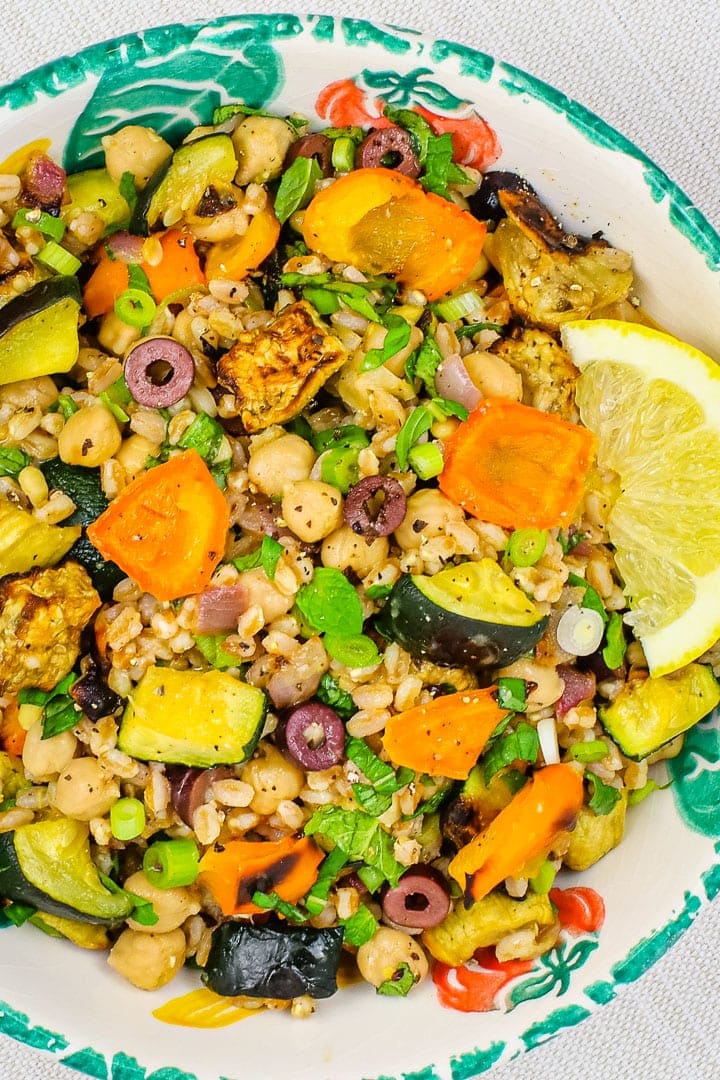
left=422, top=890, right=555, bottom=966
left=202, top=921, right=344, bottom=999
left=564, top=792, right=628, bottom=871
left=492, top=187, right=633, bottom=330
left=490, top=327, right=579, bottom=419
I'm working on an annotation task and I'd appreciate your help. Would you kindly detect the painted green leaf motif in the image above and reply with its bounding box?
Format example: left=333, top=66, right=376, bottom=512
left=508, top=937, right=599, bottom=1007
left=667, top=712, right=720, bottom=837
left=0, top=908, right=12, bottom=929
left=340, top=19, right=415, bottom=55
left=360, top=67, right=467, bottom=110
left=429, top=40, right=495, bottom=83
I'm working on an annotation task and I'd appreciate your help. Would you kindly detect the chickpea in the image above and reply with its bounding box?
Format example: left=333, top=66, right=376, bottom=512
left=239, top=566, right=295, bottom=622
left=248, top=433, right=315, bottom=498
left=97, top=311, right=141, bottom=357
left=281, top=480, right=344, bottom=543
left=393, top=489, right=465, bottom=550
left=463, top=350, right=522, bottom=401
left=22, top=719, right=77, bottom=783
left=241, top=743, right=304, bottom=816
left=123, top=871, right=200, bottom=934
left=115, top=433, right=157, bottom=481
left=58, top=404, right=122, bottom=468
left=232, top=116, right=297, bottom=186
left=108, top=928, right=186, bottom=991
left=53, top=757, right=120, bottom=821
left=102, top=125, right=172, bottom=188
left=321, top=526, right=389, bottom=578
left=356, top=928, right=428, bottom=989
left=499, top=658, right=564, bottom=709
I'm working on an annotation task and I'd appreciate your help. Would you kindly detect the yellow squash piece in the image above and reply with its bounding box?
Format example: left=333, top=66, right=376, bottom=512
left=0, top=496, right=80, bottom=578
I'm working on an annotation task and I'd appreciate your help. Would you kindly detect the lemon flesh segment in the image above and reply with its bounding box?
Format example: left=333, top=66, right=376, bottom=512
left=561, top=319, right=720, bottom=677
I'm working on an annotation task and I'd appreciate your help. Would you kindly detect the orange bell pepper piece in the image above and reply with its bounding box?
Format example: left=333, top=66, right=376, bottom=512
left=449, top=763, right=584, bottom=905
left=198, top=835, right=324, bottom=916
left=383, top=687, right=510, bottom=780
left=439, top=399, right=597, bottom=529
left=87, top=449, right=230, bottom=602
left=0, top=698, right=26, bottom=757
left=204, top=205, right=281, bottom=281
left=302, top=167, right=487, bottom=301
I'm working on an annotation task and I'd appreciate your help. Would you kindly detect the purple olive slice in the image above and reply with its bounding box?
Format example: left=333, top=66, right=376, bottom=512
left=166, top=765, right=235, bottom=827
left=381, top=864, right=451, bottom=928
left=285, top=134, right=333, bottom=178
left=356, top=127, right=421, bottom=178
left=281, top=703, right=345, bottom=771
left=344, top=475, right=407, bottom=542
left=124, top=336, right=195, bottom=407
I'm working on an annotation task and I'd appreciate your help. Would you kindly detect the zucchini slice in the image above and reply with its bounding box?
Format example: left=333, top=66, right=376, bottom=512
left=130, top=133, right=237, bottom=235
left=0, top=495, right=80, bottom=578
left=599, top=663, right=720, bottom=760
left=62, top=168, right=130, bottom=230
left=0, top=819, right=134, bottom=924
left=118, top=666, right=267, bottom=767
left=0, top=277, right=81, bottom=385
left=375, top=559, right=548, bottom=668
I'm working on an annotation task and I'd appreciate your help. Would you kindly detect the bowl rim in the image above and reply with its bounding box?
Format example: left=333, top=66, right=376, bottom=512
left=0, top=13, right=719, bottom=1080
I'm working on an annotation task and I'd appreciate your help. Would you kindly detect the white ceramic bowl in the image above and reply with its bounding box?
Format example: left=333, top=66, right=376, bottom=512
left=1, top=14, right=719, bottom=1080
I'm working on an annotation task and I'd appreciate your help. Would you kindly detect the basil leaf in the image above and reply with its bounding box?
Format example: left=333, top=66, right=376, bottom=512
left=0, top=447, right=30, bottom=478
left=567, top=572, right=609, bottom=625
left=295, top=567, right=363, bottom=637
left=304, top=847, right=348, bottom=915
left=232, top=547, right=263, bottom=573
left=383, top=107, right=433, bottom=163
left=587, top=773, right=622, bottom=816
left=455, top=321, right=504, bottom=339
left=405, top=333, right=443, bottom=396
left=127, top=263, right=152, bottom=295
left=425, top=396, right=469, bottom=421
left=365, top=583, right=392, bottom=601
left=275, top=156, right=322, bottom=224
left=261, top=535, right=283, bottom=581
left=395, top=406, right=432, bottom=471
left=178, top=412, right=224, bottom=462
left=352, top=784, right=393, bottom=816
left=377, top=962, right=416, bottom=996
left=212, top=104, right=305, bottom=131
left=3, top=902, right=35, bottom=927
left=118, top=171, right=138, bottom=214
left=341, top=904, right=378, bottom=947
left=483, top=721, right=539, bottom=783
left=311, top=424, right=369, bottom=454
left=304, top=806, right=404, bottom=887
left=194, top=633, right=237, bottom=670
left=42, top=695, right=81, bottom=739
left=56, top=394, right=78, bottom=420
left=602, top=611, right=627, bottom=669
left=420, top=133, right=469, bottom=199
left=252, top=891, right=306, bottom=922
left=559, top=530, right=588, bottom=555
left=316, top=673, right=357, bottom=720
left=99, top=873, right=158, bottom=926
left=361, top=314, right=411, bottom=372
left=496, top=678, right=527, bottom=713
left=403, top=780, right=454, bottom=820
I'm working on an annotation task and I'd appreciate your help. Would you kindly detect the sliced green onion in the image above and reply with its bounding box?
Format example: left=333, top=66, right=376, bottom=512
left=110, top=797, right=146, bottom=841
left=569, top=739, right=609, bottom=763
left=143, top=838, right=199, bottom=889
left=331, top=136, right=356, bottom=174
left=556, top=605, right=605, bottom=656
left=12, top=208, right=65, bottom=241
left=529, top=859, right=556, bottom=895
left=114, top=288, right=157, bottom=328
left=456, top=320, right=504, bottom=340
left=312, top=424, right=369, bottom=454
left=324, top=633, right=380, bottom=668
left=434, top=289, right=485, bottom=322
left=506, top=528, right=548, bottom=567
left=321, top=125, right=364, bottom=142
left=56, top=394, right=79, bottom=420
left=407, top=441, right=443, bottom=480
left=320, top=446, right=361, bottom=493
left=35, top=240, right=81, bottom=276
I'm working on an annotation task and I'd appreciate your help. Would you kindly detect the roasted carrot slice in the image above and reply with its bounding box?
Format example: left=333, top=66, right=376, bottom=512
left=439, top=399, right=597, bottom=529
left=0, top=698, right=26, bottom=756
left=302, top=167, right=486, bottom=301
left=204, top=205, right=281, bottom=281
left=198, top=835, right=324, bottom=916
left=383, top=687, right=509, bottom=780
left=142, top=229, right=205, bottom=301
left=87, top=449, right=229, bottom=602
left=449, top=763, right=584, bottom=905
left=83, top=254, right=129, bottom=318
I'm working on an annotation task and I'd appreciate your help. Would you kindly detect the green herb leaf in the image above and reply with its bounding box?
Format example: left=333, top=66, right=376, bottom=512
left=383, top=107, right=433, bottom=163
left=558, top=530, right=587, bottom=555
left=405, top=333, right=443, bottom=396
left=455, top=321, right=504, bottom=339
left=311, top=424, right=369, bottom=454
left=365, top=583, right=393, bottom=601
left=496, top=678, right=527, bottom=713
left=316, top=673, right=357, bottom=720
left=341, top=904, right=378, bottom=946
left=194, top=633, right=237, bottom=670
left=252, top=891, right=307, bottom=922
left=567, top=572, right=609, bottom=625
left=403, top=780, right=453, bottom=820
left=212, top=103, right=306, bottom=131
left=347, top=738, right=412, bottom=817
left=178, top=412, right=224, bottom=462
left=587, top=773, right=622, bottom=816
left=232, top=548, right=264, bottom=573
left=0, top=447, right=30, bottom=478
left=420, top=133, right=469, bottom=199
left=304, top=847, right=348, bottom=915
left=304, top=806, right=404, bottom=887
left=627, top=778, right=671, bottom=806
left=361, top=314, right=411, bottom=372
left=377, top=961, right=416, bottom=996
left=57, top=394, right=79, bottom=420
left=483, top=721, right=539, bottom=783
left=118, top=171, right=138, bottom=213
left=275, top=156, right=322, bottom=224
left=352, top=784, right=394, bottom=816
left=295, top=567, right=363, bottom=637
left=98, top=872, right=158, bottom=926
left=127, top=262, right=152, bottom=295
left=261, top=535, right=284, bottom=581
left=602, top=611, right=627, bottom=669
left=425, top=396, right=469, bottom=421
left=395, top=406, right=432, bottom=471
left=19, top=673, right=80, bottom=740
left=3, top=902, right=35, bottom=927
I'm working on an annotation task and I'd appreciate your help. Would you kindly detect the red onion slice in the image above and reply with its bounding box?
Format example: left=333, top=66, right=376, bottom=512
left=434, top=353, right=482, bottom=412
left=556, top=665, right=596, bottom=716
left=105, top=230, right=145, bottom=263
left=196, top=584, right=247, bottom=633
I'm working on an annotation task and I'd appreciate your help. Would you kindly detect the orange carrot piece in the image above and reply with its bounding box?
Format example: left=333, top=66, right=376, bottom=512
left=439, top=399, right=597, bottom=529
left=198, top=836, right=324, bottom=916
left=449, top=764, right=584, bottom=905
left=0, top=698, right=25, bottom=757
left=302, top=167, right=486, bottom=301
left=204, top=205, right=281, bottom=281
left=383, top=687, right=510, bottom=780
left=143, top=229, right=205, bottom=301
left=82, top=254, right=129, bottom=318
left=87, top=449, right=230, bottom=602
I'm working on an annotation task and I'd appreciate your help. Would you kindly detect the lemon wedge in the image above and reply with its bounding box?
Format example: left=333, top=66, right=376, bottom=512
left=561, top=319, right=720, bottom=677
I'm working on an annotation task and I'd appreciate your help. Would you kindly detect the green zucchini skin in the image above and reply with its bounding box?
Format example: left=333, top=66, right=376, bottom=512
left=128, top=155, right=173, bottom=236
left=0, top=831, right=128, bottom=926
left=0, top=277, right=81, bottom=339
left=202, top=922, right=344, bottom=999
left=39, top=459, right=123, bottom=599
left=375, top=573, right=548, bottom=668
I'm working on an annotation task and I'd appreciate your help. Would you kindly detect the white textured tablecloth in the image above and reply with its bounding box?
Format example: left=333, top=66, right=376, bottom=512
left=1, top=2, right=719, bottom=1078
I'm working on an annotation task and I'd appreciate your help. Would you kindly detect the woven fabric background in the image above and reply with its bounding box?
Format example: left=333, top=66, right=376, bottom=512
left=0, top=2, right=718, bottom=1078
